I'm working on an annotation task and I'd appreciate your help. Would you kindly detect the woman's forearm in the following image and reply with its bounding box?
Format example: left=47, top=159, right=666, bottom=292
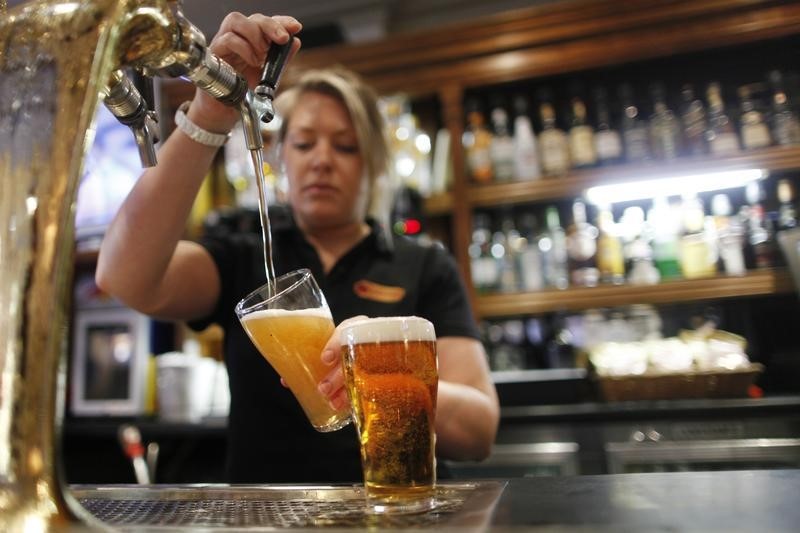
left=435, top=380, right=499, bottom=461
left=95, top=116, right=222, bottom=313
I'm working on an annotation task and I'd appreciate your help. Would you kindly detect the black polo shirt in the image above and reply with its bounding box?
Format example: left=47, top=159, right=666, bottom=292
left=191, top=207, right=480, bottom=483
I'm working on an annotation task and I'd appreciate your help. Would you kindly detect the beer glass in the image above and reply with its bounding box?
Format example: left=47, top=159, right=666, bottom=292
left=235, top=269, right=351, bottom=432
left=340, top=316, right=438, bottom=514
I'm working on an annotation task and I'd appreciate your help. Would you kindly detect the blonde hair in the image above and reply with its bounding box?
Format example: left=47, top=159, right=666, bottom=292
left=275, top=66, right=392, bottom=225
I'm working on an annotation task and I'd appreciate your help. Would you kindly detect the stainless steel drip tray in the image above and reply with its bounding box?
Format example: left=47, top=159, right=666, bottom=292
left=70, top=481, right=507, bottom=530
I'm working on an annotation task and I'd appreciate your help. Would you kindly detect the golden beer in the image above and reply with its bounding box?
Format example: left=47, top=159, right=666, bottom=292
left=341, top=316, right=438, bottom=513
left=236, top=269, right=350, bottom=432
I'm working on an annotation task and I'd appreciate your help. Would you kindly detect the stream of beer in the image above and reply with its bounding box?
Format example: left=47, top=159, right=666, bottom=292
left=249, top=147, right=277, bottom=292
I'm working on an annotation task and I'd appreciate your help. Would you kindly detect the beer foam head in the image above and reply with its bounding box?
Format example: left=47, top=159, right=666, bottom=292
left=340, top=316, right=436, bottom=345
left=242, top=307, right=333, bottom=323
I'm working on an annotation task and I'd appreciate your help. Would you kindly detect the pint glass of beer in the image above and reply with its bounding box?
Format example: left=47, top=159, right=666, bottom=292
left=340, top=316, right=438, bottom=514
left=235, top=269, right=351, bottom=432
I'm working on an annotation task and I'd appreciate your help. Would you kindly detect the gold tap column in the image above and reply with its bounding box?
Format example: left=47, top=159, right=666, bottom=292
left=0, top=1, right=179, bottom=530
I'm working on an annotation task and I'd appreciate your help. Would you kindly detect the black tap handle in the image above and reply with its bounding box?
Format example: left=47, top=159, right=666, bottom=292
left=258, top=35, right=294, bottom=91
left=131, top=69, right=155, bottom=112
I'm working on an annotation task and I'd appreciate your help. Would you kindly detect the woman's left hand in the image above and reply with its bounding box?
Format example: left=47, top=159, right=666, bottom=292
left=317, top=315, right=367, bottom=411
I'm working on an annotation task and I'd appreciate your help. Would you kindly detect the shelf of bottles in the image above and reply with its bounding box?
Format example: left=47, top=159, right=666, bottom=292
left=460, top=62, right=800, bottom=320
left=466, top=145, right=800, bottom=208
left=475, top=269, right=793, bottom=318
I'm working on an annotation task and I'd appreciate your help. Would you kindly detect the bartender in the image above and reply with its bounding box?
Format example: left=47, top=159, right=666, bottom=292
left=96, top=11, right=499, bottom=482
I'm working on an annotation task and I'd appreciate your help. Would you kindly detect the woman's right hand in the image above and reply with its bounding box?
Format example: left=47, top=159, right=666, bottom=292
left=187, top=12, right=303, bottom=134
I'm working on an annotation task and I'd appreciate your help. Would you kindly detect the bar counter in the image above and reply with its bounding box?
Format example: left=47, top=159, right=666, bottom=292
left=70, top=469, right=799, bottom=531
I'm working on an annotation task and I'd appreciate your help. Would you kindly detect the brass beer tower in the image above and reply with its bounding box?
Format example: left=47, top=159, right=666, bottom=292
left=0, top=1, right=262, bottom=529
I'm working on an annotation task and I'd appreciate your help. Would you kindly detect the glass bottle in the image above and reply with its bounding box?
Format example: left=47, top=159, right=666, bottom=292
left=537, top=89, right=571, bottom=176
left=539, top=206, right=569, bottom=289
left=711, top=193, right=746, bottom=276
left=566, top=199, right=599, bottom=287
left=705, top=82, right=741, bottom=155
left=469, top=213, right=498, bottom=292
left=738, top=84, right=772, bottom=151
left=517, top=213, right=545, bottom=291
left=621, top=206, right=660, bottom=285
left=463, top=97, right=494, bottom=183
left=593, top=86, right=623, bottom=165
left=649, top=82, right=681, bottom=160
left=512, top=94, right=542, bottom=181
left=489, top=95, right=516, bottom=182
left=745, top=181, right=779, bottom=269
left=595, top=204, right=625, bottom=284
left=568, top=96, right=598, bottom=168
left=680, top=83, right=709, bottom=157
left=493, top=213, right=520, bottom=293
left=769, top=70, right=800, bottom=146
left=648, top=196, right=682, bottom=280
left=777, top=178, right=798, bottom=232
left=679, top=193, right=716, bottom=279
left=619, top=83, right=651, bottom=163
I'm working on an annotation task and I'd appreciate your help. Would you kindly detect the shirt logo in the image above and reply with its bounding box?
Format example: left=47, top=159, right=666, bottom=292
left=353, top=280, right=406, bottom=303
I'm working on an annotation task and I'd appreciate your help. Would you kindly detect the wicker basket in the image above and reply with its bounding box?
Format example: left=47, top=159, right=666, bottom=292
left=596, top=363, right=764, bottom=402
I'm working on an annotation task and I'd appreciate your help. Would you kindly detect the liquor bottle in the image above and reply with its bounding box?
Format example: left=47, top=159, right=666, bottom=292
left=544, top=313, right=576, bottom=369
left=566, top=199, right=599, bottom=287
left=647, top=196, right=682, bottom=280
left=595, top=205, right=625, bottom=284
left=679, top=193, right=716, bottom=279
left=620, top=206, right=660, bottom=285
left=568, top=96, right=598, bottom=168
left=705, top=82, right=741, bottom=155
left=537, top=89, right=571, bottom=176
left=680, top=84, right=709, bottom=157
left=744, top=181, right=779, bottom=269
left=777, top=178, right=798, bottom=231
left=511, top=94, right=542, bottom=181
left=469, top=213, right=498, bottom=292
left=649, top=82, right=681, bottom=160
left=496, top=212, right=522, bottom=292
left=538, top=206, right=569, bottom=289
left=489, top=95, right=516, bottom=182
left=711, top=193, right=746, bottom=276
left=618, top=83, right=650, bottom=163
left=517, top=213, right=544, bottom=291
left=592, top=87, right=623, bottom=165
left=738, top=84, right=772, bottom=150
left=462, top=97, right=494, bottom=183
left=769, top=70, right=800, bottom=146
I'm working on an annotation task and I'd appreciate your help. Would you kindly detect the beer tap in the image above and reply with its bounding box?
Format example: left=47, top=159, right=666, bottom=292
left=0, top=1, right=296, bottom=528
left=103, top=0, right=296, bottom=159
left=103, top=69, right=160, bottom=167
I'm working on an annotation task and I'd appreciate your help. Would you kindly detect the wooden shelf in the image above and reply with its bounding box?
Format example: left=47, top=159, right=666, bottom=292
left=475, top=269, right=795, bottom=318
left=467, top=146, right=800, bottom=208
left=423, top=192, right=454, bottom=216
left=292, top=0, right=800, bottom=96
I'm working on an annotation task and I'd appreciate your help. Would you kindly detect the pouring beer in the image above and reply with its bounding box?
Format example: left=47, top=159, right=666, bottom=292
left=236, top=269, right=351, bottom=432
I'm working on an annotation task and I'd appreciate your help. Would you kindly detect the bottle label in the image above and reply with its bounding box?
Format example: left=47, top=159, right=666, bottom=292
left=595, top=130, right=623, bottom=161
left=567, top=233, right=597, bottom=261
left=709, top=133, right=740, bottom=155
left=569, top=126, right=597, bottom=166
left=540, top=132, right=570, bottom=174
left=467, top=149, right=493, bottom=182
left=490, top=138, right=516, bottom=181
left=741, top=124, right=771, bottom=150
left=472, top=257, right=499, bottom=288
left=624, top=127, right=649, bottom=161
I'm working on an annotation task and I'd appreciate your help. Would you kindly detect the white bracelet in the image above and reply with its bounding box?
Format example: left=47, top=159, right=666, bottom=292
left=174, top=101, right=231, bottom=147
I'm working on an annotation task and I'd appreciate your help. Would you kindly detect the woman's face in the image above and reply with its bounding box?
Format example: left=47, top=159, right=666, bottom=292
left=281, top=91, right=367, bottom=231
